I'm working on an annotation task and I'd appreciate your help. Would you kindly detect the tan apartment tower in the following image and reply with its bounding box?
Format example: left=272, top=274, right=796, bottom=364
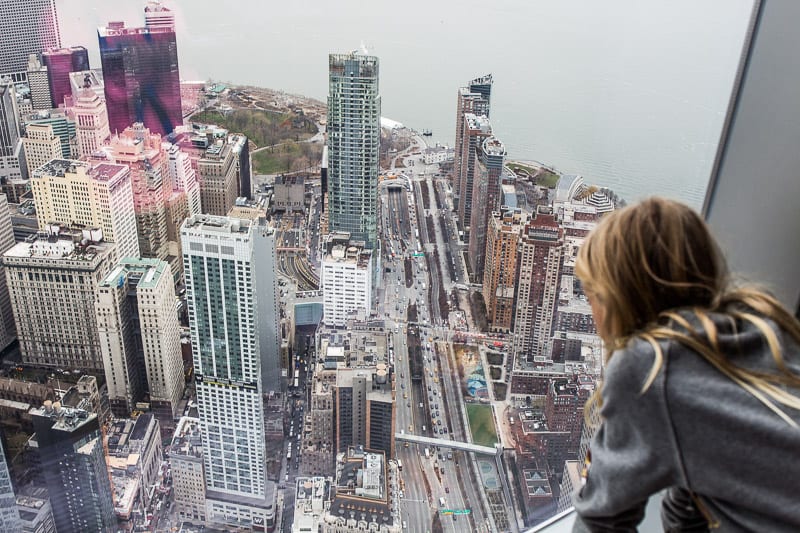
left=483, top=208, right=527, bottom=333
left=22, top=123, right=61, bottom=172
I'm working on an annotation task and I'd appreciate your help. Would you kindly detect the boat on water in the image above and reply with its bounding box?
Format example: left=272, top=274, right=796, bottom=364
left=422, top=129, right=433, bottom=136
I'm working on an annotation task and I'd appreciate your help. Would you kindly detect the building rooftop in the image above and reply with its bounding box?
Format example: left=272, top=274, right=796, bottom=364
left=30, top=401, right=96, bottom=433
left=101, top=257, right=168, bottom=291
left=3, top=226, right=111, bottom=263
left=168, top=416, right=203, bottom=460
left=323, top=233, right=372, bottom=268
left=181, top=214, right=252, bottom=235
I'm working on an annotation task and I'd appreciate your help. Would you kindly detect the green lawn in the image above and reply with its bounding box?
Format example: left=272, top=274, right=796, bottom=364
left=467, top=404, right=498, bottom=447
left=191, top=108, right=316, bottom=148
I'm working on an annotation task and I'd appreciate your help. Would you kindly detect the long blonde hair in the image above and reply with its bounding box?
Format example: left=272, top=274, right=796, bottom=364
left=576, top=197, right=800, bottom=424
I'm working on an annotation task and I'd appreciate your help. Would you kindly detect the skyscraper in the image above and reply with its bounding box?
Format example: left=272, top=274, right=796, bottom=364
left=42, top=46, right=89, bottom=108
left=0, top=0, right=61, bottom=80
left=0, top=430, right=22, bottom=533
left=483, top=208, right=527, bottom=333
left=98, top=1, right=183, bottom=136
left=513, top=206, right=565, bottom=362
left=0, top=80, right=27, bottom=202
left=0, top=195, right=17, bottom=352
left=327, top=51, right=380, bottom=249
left=456, top=113, right=492, bottom=249
left=21, top=123, right=61, bottom=172
left=181, top=214, right=276, bottom=530
left=109, top=123, right=169, bottom=261
left=453, top=74, right=492, bottom=213
left=468, top=135, right=506, bottom=280
left=73, top=88, right=111, bottom=157
left=321, top=232, right=373, bottom=327
left=25, top=55, right=51, bottom=110
left=29, top=402, right=115, bottom=533
left=96, top=258, right=185, bottom=426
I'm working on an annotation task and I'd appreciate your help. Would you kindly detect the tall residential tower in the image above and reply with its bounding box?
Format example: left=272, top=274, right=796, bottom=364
left=327, top=51, right=380, bottom=249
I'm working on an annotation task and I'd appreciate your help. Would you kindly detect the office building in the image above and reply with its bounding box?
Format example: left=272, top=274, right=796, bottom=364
left=321, top=232, right=373, bottom=327
left=72, top=88, right=110, bottom=157
left=168, top=417, right=206, bottom=525
left=0, top=195, right=17, bottom=352
left=98, top=1, right=183, bottom=136
left=105, top=414, right=163, bottom=521
left=41, top=47, right=89, bottom=108
left=181, top=214, right=276, bottom=530
left=97, top=258, right=185, bottom=425
left=327, top=51, right=380, bottom=249
left=22, top=109, right=74, bottom=159
left=513, top=206, right=564, bottom=363
left=0, top=0, right=61, bottom=80
left=21, top=124, right=61, bottom=172
left=167, top=143, right=201, bottom=216
left=25, top=55, right=51, bottom=110
left=483, top=209, right=527, bottom=333
left=453, top=74, right=492, bottom=213
left=0, top=431, right=22, bottom=532
left=250, top=212, right=282, bottom=394
left=30, top=159, right=139, bottom=258
left=109, top=123, right=169, bottom=261
left=456, top=113, right=492, bottom=243
left=468, top=135, right=506, bottom=280
left=3, top=226, right=117, bottom=372
left=0, top=80, right=27, bottom=202
left=29, top=401, right=115, bottom=533
left=292, top=477, right=332, bottom=533
left=273, top=174, right=306, bottom=212
left=197, top=133, right=248, bottom=216
left=321, top=447, right=400, bottom=533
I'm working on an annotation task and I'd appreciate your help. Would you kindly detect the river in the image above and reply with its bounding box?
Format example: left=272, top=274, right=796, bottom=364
left=56, top=0, right=754, bottom=206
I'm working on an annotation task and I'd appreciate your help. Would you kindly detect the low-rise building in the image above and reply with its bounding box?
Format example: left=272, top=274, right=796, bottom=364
left=293, top=476, right=332, bottom=533
left=273, top=174, right=305, bottom=212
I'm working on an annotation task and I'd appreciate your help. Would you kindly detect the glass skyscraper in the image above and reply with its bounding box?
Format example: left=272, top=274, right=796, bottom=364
left=181, top=214, right=276, bottom=530
left=98, top=1, right=183, bottom=136
left=327, top=51, right=381, bottom=250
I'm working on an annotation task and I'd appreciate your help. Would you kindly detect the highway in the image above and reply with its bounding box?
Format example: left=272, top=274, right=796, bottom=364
left=380, top=152, right=494, bottom=533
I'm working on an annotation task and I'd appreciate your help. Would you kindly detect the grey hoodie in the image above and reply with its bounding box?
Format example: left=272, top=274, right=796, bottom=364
left=572, top=310, right=800, bottom=532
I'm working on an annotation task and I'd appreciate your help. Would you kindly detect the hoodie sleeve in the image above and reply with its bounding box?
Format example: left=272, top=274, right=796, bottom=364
left=572, top=340, right=679, bottom=531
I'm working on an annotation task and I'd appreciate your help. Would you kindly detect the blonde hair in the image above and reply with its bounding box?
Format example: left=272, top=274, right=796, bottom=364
left=576, top=197, right=800, bottom=425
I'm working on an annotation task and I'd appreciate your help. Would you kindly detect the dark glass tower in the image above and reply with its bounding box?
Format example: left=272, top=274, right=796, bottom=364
left=42, top=46, right=89, bottom=107
left=98, top=1, right=182, bottom=136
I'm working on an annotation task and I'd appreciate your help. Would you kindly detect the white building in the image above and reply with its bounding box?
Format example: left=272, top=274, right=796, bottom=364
left=30, top=159, right=139, bottom=259
left=96, top=258, right=185, bottom=425
left=181, top=214, right=277, bottom=531
left=321, top=233, right=373, bottom=327
left=293, top=477, right=332, bottom=533
left=422, top=146, right=454, bottom=165
left=72, top=89, right=110, bottom=157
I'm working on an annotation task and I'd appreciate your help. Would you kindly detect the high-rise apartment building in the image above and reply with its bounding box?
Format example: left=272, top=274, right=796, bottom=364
left=3, top=226, right=117, bottom=372
left=21, top=123, right=61, bottom=172
left=30, top=159, right=139, bottom=259
left=97, top=258, right=185, bottom=425
left=197, top=134, right=248, bottom=216
left=456, top=113, right=492, bottom=245
left=335, top=367, right=394, bottom=459
left=0, top=431, right=22, bottom=533
left=168, top=143, right=202, bottom=216
left=0, top=0, right=61, bottom=80
left=98, top=1, right=183, bottom=136
left=0, top=195, right=16, bottom=352
left=41, top=46, right=89, bottom=108
left=72, top=88, right=110, bottom=157
left=22, top=109, right=74, bottom=159
left=109, top=123, right=169, bottom=261
left=483, top=208, right=527, bottom=333
left=453, top=74, right=492, bottom=213
left=468, top=135, right=506, bottom=280
left=321, top=232, right=373, bottom=327
left=327, top=51, right=380, bottom=249
left=181, top=214, right=276, bottom=530
left=29, top=402, right=115, bottom=532
left=25, top=55, right=51, bottom=110
left=513, top=206, right=565, bottom=362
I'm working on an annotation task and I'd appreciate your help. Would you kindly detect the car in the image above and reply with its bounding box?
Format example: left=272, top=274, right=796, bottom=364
left=407, top=402, right=411, bottom=407
left=445, top=486, right=450, bottom=493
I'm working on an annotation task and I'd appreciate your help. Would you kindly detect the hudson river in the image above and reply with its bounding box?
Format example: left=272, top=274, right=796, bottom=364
left=57, top=0, right=753, bottom=206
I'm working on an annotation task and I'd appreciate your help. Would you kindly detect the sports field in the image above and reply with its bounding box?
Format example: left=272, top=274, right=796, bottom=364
left=467, top=404, right=498, bottom=447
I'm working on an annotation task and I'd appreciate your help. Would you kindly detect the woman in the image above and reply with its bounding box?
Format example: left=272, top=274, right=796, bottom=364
left=572, top=197, right=800, bottom=532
